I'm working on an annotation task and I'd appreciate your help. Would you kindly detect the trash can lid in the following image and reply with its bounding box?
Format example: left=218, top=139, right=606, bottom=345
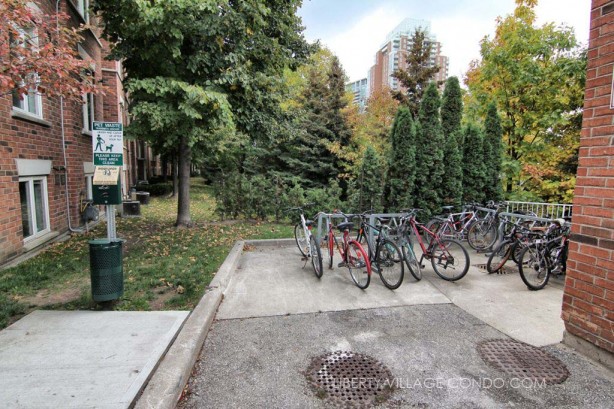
left=89, top=238, right=126, bottom=245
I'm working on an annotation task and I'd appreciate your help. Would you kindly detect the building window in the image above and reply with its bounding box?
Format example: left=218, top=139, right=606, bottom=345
left=19, top=176, right=50, bottom=241
left=82, top=93, right=95, bottom=132
left=75, top=0, right=90, bottom=22
left=11, top=25, right=43, bottom=118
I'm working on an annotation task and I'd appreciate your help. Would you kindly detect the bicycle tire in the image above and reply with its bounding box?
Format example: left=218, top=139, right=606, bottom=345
left=430, top=239, right=470, bottom=281
left=518, top=244, right=551, bottom=290
left=467, top=219, right=497, bottom=251
left=401, top=240, right=422, bottom=281
left=309, top=235, right=323, bottom=279
left=327, top=231, right=334, bottom=269
left=424, top=219, right=443, bottom=245
left=347, top=240, right=370, bottom=289
left=486, top=240, right=512, bottom=274
left=375, top=239, right=404, bottom=289
left=294, top=223, right=308, bottom=257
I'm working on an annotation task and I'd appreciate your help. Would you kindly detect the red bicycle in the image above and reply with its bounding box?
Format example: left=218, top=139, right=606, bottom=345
left=325, top=211, right=372, bottom=289
left=399, top=209, right=470, bottom=281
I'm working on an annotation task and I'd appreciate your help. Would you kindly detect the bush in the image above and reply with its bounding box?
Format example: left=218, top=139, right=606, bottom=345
left=139, top=183, right=173, bottom=196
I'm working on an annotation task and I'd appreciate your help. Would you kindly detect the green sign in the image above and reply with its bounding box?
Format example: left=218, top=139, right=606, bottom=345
left=93, top=122, right=124, bottom=166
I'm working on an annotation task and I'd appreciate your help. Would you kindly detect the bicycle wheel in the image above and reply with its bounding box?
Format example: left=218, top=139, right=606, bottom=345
left=511, top=241, right=526, bottom=265
left=430, top=239, right=470, bottom=281
left=294, top=223, right=308, bottom=257
left=327, top=231, right=334, bottom=269
left=346, top=241, right=370, bottom=289
left=309, top=235, right=323, bottom=279
left=467, top=219, right=497, bottom=251
left=424, top=219, right=443, bottom=244
left=375, top=239, right=404, bottom=289
left=518, top=244, right=551, bottom=290
left=486, top=240, right=512, bottom=274
left=401, top=239, right=422, bottom=281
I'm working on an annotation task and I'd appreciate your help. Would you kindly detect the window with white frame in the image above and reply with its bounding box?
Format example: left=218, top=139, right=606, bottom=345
left=19, top=176, right=50, bottom=241
left=83, top=93, right=95, bottom=132
left=11, top=25, right=43, bottom=118
left=76, top=0, right=90, bottom=22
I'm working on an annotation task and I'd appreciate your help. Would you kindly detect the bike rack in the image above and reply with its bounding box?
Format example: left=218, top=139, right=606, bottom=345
left=492, top=212, right=560, bottom=250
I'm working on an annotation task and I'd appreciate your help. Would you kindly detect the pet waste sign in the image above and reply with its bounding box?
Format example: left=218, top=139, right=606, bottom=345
left=92, top=122, right=123, bottom=166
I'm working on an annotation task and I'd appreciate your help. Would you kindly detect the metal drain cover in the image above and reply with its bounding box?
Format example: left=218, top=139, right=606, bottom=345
left=474, top=264, right=515, bottom=275
left=305, top=351, right=394, bottom=407
left=478, top=339, right=569, bottom=384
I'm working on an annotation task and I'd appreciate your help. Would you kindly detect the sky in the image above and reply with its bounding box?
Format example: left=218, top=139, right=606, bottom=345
left=298, top=0, right=592, bottom=82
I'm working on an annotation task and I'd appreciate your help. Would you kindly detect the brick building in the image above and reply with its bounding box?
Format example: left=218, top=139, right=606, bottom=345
left=0, top=1, right=130, bottom=265
left=562, top=0, right=614, bottom=365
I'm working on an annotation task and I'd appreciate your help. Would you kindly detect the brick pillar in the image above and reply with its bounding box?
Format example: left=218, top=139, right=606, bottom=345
left=561, top=0, right=614, bottom=355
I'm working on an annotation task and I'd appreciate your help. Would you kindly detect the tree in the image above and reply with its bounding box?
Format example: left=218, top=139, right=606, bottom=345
left=413, top=82, right=445, bottom=217
left=482, top=102, right=504, bottom=201
left=1, top=0, right=96, bottom=100
left=391, top=29, right=441, bottom=117
left=94, top=0, right=310, bottom=226
left=385, top=106, right=416, bottom=211
left=349, top=146, right=384, bottom=212
left=465, top=0, right=586, bottom=197
left=462, top=123, right=487, bottom=203
left=440, top=76, right=463, bottom=206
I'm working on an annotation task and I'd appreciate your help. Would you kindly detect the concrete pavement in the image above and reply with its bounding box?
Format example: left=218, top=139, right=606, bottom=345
left=0, top=310, right=188, bottom=408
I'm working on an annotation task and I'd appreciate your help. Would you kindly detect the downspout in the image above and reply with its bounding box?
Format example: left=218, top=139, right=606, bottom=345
left=58, top=0, right=85, bottom=233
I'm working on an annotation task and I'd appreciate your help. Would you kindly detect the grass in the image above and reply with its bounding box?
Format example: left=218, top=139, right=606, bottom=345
left=0, top=178, right=293, bottom=329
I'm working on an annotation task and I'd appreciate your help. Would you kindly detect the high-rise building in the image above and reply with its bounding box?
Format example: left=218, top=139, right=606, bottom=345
left=368, top=18, right=449, bottom=96
left=346, top=78, right=368, bottom=112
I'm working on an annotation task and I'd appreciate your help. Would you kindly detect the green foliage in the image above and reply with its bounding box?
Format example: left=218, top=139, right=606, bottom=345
left=385, top=107, right=416, bottom=211
left=482, top=103, right=504, bottom=201
left=94, top=0, right=311, bottom=225
left=413, top=83, right=445, bottom=217
left=462, top=123, right=487, bottom=203
left=391, top=29, right=441, bottom=117
left=139, top=183, right=173, bottom=197
left=464, top=0, right=586, bottom=199
left=440, top=77, right=464, bottom=206
left=349, top=146, right=384, bottom=212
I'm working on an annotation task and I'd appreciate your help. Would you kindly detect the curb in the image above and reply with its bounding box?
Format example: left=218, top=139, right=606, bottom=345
left=133, top=240, right=246, bottom=409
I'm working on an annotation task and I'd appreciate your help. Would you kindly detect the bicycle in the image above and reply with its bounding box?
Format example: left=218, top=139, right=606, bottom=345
left=355, top=212, right=405, bottom=289
left=466, top=202, right=504, bottom=251
left=395, top=212, right=423, bottom=281
left=324, top=211, right=372, bottom=289
left=288, top=205, right=323, bottom=279
left=400, top=209, right=470, bottom=281
left=485, top=217, right=540, bottom=274
left=425, top=203, right=479, bottom=243
left=518, top=219, right=570, bottom=290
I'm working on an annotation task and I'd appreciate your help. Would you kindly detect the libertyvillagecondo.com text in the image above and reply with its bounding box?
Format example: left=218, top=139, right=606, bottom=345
left=330, top=377, right=548, bottom=390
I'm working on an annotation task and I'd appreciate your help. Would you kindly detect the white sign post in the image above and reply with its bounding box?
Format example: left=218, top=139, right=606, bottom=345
left=92, top=122, right=124, bottom=241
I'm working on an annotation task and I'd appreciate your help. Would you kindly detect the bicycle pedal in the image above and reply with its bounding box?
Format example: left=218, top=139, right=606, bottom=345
left=337, top=262, right=347, bottom=268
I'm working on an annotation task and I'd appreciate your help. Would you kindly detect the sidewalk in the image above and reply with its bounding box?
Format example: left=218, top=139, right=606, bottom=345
left=175, top=241, right=612, bottom=409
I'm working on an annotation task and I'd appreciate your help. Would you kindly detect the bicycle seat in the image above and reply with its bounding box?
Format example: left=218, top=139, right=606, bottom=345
left=337, top=222, right=354, bottom=232
left=305, top=219, right=313, bottom=227
left=441, top=206, right=454, bottom=212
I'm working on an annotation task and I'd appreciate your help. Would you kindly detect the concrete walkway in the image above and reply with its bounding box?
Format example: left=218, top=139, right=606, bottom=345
left=177, top=242, right=612, bottom=408
left=0, top=310, right=188, bottom=408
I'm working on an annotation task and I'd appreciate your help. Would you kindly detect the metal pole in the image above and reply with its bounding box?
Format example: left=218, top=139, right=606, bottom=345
left=107, top=205, right=116, bottom=240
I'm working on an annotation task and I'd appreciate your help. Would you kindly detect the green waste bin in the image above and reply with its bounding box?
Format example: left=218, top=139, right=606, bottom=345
left=89, top=239, right=124, bottom=302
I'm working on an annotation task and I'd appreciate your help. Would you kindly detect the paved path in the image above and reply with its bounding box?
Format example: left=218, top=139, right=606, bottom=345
left=178, top=243, right=612, bottom=408
left=0, top=310, right=188, bottom=408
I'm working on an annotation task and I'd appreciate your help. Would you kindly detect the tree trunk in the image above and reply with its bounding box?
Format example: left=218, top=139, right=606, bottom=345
left=171, top=155, right=178, bottom=197
left=161, top=154, right=168, bottom=183
left=176, top=136, right=191, bottom=227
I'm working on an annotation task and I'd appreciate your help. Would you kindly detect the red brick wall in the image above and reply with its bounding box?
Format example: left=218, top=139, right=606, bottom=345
left=0, top=1, right=112, bottom=264
left=562, top=0, right=614, bottom=353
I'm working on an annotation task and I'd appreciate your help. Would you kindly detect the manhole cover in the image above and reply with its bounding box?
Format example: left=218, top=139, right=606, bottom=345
left=305, top=351, right=395, bottom=408
left=478, top=339, right=569, bottom=384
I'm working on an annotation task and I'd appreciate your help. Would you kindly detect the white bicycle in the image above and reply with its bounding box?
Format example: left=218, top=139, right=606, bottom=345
left=288, top=205, right=323, bottom=278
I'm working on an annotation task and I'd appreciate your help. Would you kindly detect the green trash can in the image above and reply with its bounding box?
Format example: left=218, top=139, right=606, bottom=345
left=89, top=239, right=124, bottom=302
